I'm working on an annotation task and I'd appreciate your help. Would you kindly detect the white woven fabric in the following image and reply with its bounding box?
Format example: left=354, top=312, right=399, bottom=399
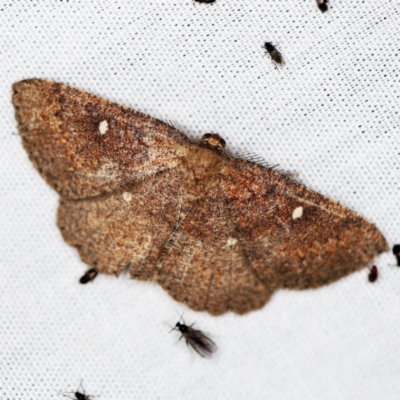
left=1, top=1, right=399, bottom=399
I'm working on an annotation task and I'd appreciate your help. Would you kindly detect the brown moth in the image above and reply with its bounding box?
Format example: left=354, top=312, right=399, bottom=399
left=12, top=79, right=388, bottom=315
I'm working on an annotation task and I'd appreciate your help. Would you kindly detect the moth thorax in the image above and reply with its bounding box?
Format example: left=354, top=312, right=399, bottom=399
left=200, top=133, right=226, bottom=153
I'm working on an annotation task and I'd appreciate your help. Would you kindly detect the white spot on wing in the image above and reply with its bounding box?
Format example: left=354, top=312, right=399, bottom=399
left=292, top=206, right=303, bottom=220
left=122, top=192, right=132, bottom=202
left=227, top=237, right=238, bottom=246
left=98, top=120, right=108, bottom=135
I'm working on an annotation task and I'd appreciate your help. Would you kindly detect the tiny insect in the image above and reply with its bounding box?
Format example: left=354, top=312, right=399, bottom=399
left=79, top=268, right=98, bottom=284
left=368, top=265, right=378, bottom=283
left=60, top=381, right=93, bottom=400
left=170, top=314, right=217, bottom=358
left=263, top=42, right=284, bottom=69
left=393, top=244, right=400, bottom=266
left=316, top=0, right=329, bottom=13
left=193, top=0, right=215, bottom=4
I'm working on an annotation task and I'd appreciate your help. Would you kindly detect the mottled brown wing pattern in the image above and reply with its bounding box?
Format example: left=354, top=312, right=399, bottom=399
left=156, top=178, right=272, bottom=315
left=58, top=169, right=184, bottom=278
left=222, top=159, right=388, bottom=291
left=12, top=79, right=191, bottom=200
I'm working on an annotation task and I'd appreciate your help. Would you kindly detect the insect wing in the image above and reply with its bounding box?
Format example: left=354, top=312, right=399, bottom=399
left=184, top=326, right=217, bottom=358
left=75, top=392, right=89, bottom=400
left=12, top=79, right=191, bottom=200
left=221, top=159, right=388, bottom=291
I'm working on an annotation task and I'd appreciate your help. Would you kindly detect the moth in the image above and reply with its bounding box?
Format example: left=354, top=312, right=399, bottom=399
left=392, top=244, right=400, bottom=266
left=263, top=42, right=284, bottom=69
left=79, top=268, right=98, bottom=284
left=368, top=266, right=378, bottom=283
left=316, top=0, right=329, bottom=13
left=13, top=79, right=388, bottom=315
left=170, top=315, right=217, bottom=358
left=60, top=381, right=93, bottom=400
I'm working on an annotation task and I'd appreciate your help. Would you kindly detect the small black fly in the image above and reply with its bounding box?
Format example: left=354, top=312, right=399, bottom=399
left=368, top=265, right=378, bottom=283
left=60, top=380, right=93, bottom=400
left=263, top=42, right=284, bottom=69
left=316, top=0, right=329, bottom=13
left=393, top=244, right=400, bottom=266
left=79, top=268, right=98, bottom=284
left=170, top=314, right=217, bottom=358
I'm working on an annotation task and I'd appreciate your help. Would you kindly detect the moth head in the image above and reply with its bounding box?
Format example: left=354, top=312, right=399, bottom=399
left=200, top=133, right=226, bottom=153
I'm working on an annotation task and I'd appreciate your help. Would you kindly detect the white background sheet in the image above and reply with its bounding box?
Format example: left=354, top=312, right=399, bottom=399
left=1, top=1, right=399, bottom=399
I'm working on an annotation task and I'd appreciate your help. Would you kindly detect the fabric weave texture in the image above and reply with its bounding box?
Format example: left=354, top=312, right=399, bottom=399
left=0, top=1, right=399, bottom=399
